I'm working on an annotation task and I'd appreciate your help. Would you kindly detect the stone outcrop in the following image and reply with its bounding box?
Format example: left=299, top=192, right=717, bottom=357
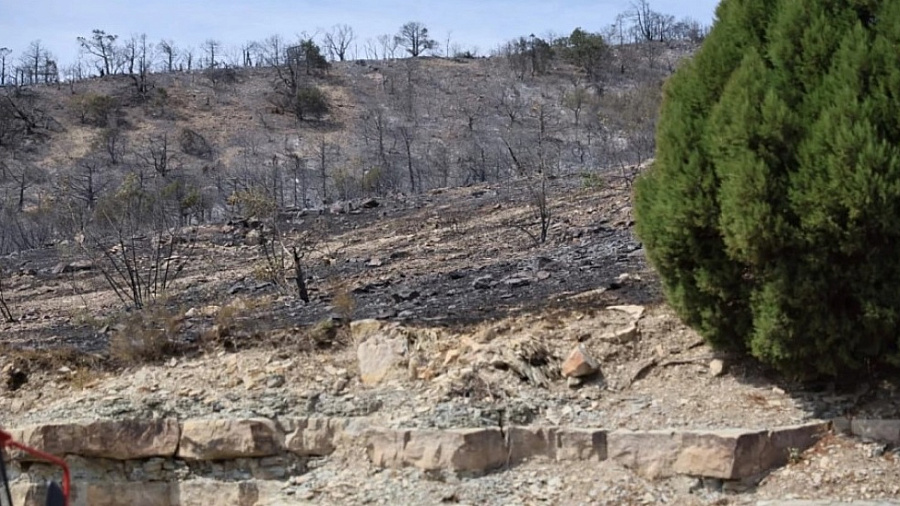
left=82, top=419, right=181, bottom=460
left=353, top=319, right=410, bottom=386
left=177, top=418, right=283, bottom=460
left=2, top=416, right=840, bottom=506
left=554, top=428, right=608, bottom=461
left=11, top=479, right=281, bottom=506
left=366, top=427, right=507, bottom=473
left=283, top=417, right=348, bottom=456
left=832, top=418, right=900, bottom=444
left=13, top=419, right=179, bottom=461
left=606, top=423, right=828, bottom=479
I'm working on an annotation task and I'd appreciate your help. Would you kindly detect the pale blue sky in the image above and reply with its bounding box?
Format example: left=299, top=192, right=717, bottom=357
left=1, top=0, right=720, bottom=66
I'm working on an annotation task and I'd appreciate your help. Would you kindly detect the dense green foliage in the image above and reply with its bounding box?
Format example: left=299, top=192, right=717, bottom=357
left=562, top=28, right=608, bottom=80
left=634, top=0, right=900, bottom=376
left=294, top=86, right=330, bottom=121
left=296, top=39, right=329, bottom=75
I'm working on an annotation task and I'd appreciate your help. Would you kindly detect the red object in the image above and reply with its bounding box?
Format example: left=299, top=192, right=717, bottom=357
left=0, top=429, right=70, bottom=505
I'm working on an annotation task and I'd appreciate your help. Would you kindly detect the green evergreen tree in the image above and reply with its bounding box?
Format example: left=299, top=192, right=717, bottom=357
left=299, top=39, right=329, bottom=75
left=564, top=28, right=608, bottom=80
left=634, top=0, right=900, bottom=376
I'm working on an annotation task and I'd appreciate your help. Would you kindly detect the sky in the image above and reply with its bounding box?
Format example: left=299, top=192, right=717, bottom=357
left=1, top=0, right=721, bottom=67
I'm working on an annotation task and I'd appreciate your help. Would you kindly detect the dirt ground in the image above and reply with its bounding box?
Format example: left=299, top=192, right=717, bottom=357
left=2, top=178, right=899, bottom=504
left=277, top=435, right=900, bottom=505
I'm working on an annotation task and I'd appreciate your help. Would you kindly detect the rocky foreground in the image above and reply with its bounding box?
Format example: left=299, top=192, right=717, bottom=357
left=2, top=181, right=900, bottom=504
left=4, top=308, right=900, bottom=505
left=4, top=411, right=900, bottom=505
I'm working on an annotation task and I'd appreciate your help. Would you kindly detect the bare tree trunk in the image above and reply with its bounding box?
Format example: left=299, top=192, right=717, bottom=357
left=405, top=136, right=415, bottom=193
left=290, top=155, right=300, bottom=208
left=0, top=273, right=15, bottom=322
left=17, top=177, right=25, bottom=212
left=398, top=127, right=416, bottom=193
left=292, top=247, right=310, bottom=303
left=318, top=136, right=328, bottom=204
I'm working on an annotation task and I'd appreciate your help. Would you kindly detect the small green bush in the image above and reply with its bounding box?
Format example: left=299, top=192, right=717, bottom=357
left=293, top=86, right=330, bottom=121
left=73, top=93, right=117, bottom=127
left=634, top=0, right=900, bottom=377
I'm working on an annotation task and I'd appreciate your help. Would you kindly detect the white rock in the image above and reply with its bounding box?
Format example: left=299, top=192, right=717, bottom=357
left=607, top=305, right=646, bottom=320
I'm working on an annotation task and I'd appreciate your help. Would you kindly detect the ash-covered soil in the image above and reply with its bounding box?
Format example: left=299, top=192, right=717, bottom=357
left=3, top=176, right=900, bottom=504
left=1, top=176, right=648, bottom=350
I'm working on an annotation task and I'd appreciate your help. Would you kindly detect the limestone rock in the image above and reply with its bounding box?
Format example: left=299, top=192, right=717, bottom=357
left=80, top=419, right=180, bottom=460
left=356, top=330, right=408, bottom=386
left=177, top=418, right=283, bottom=460
left=9, top=483, right=42, bottom=506
left=561, top=344, right=599, bottom=378
left=350, top=319, right=388, bottom=342
left=507, top=426, right=556, bottom=463
left=69, top=480, right=279, bottom=506
left=284, top=417, right=348, bottom=456
left=848, top=419, right=900, bottom=444
left=177, top=479, right=279, bottom=506
left=597, top=322, right=638, bottom=343
left=559, top=305, right=645, bottom=344
left=709, top=359, right=726, bottom=377
left=7, top=480, right=278, bottom=506
left=15, top=423, right=83, bottom=460
left=607, top=422, right=828, bottom=479
left=367, top=427, right=507, bottom=473
left=607, top=305, right=645, bottom=320
left=82, top=482, right=172, bottom=506
left=555, top=428, right=607, bottom=462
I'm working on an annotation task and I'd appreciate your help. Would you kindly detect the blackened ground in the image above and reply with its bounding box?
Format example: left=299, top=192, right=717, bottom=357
left=0, top=175, right=661, bottom=355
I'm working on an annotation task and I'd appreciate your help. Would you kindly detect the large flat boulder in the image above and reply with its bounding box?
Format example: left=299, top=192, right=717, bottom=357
left=555, top=427, right=607, bottom=462
left=849, top=419, right=900, bottom=444
left=353, top=320, right=409, bottom=386
left=177, top=418, right=283, bottom=460
left=283, top=417, right=348, bottom=456
left=13, top=419, right=180, bottom=461
left=608, top=422, right=828, bottom=479
left=80, top=419, right=180, bottom=460
left=14, top=423, right=83, bottom=459
left=366, top=427, right=507, bottom=473
left=175, top=479, right=280, bottom=506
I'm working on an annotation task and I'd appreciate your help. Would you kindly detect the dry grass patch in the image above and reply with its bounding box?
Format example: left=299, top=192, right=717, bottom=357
left=331, top=288, right=357, bottom=322
left=200, top=295, right=275, bottom=352
left=109, top=304, right=184, bottom=366
left=67, top=367, right=105, bottom=390
left=0, top=345, right=106, bottom=391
